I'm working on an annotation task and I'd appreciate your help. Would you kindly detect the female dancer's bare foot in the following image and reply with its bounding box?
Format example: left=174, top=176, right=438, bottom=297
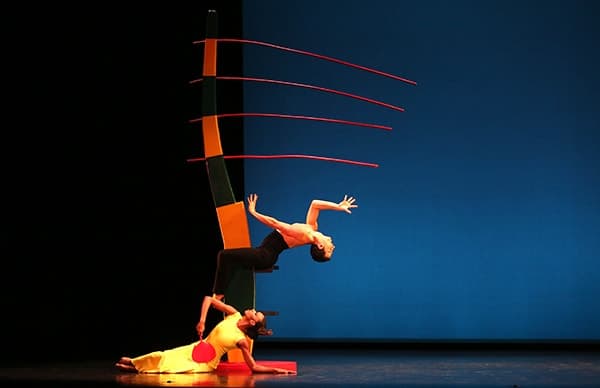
left=119, top=357, right=133, bottom=365
left=116, top=357, right=136, bottom=372
left=115, top=362, right=137, bottom=372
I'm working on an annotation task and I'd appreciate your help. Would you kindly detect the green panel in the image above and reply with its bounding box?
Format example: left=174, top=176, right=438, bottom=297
left=206, top=9, right=218, bottom=39
left=206, top=156, right=235, bottom=207
left=201, top=77, right=217, bottom=116
left=225, top=268, right=255, bottom=312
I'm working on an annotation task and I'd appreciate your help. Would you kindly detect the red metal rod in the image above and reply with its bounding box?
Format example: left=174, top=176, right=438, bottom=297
left=188, top=113, right=392, bottom=131
left=187, top=154, right=379, bottom=168
left=190, top=76, right=405, bottom=112
left=193, top=38, right=417, bottom=86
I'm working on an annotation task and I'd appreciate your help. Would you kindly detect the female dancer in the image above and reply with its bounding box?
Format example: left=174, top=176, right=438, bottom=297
left=115, top=295, right=295, bottom=374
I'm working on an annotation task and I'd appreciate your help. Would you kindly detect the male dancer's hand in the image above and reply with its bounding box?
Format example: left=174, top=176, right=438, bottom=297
left=247, top=193, right=258, bottom=214
left=338, top=195, right=357, bottom=213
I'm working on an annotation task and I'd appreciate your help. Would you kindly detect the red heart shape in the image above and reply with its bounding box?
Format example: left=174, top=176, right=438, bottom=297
left=192, top=341, right=216, bottom=363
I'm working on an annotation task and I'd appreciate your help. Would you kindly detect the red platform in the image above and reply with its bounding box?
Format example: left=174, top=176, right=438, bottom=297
left=216, top=360, right=297, bottom=375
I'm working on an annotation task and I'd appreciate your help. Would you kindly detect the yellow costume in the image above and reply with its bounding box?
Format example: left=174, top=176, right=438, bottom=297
left=131, top=312, right=246, bottom=373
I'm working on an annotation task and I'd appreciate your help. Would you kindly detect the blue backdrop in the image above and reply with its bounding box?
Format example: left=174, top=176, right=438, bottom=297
left=241, top=0, right=600, bottom=341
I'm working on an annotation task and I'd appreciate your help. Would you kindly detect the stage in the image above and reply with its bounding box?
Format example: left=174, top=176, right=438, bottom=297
left=2, top=346, right=599, bottom=387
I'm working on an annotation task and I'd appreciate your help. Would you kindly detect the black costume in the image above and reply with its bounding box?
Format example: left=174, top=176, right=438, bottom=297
left=212, top=230, right=289, bottom=295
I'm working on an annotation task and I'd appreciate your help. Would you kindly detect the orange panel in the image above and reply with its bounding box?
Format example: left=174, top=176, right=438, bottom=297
left=226, top=344, right=252, bottom=363
left=215, top=201, right=252, bottom=248
left=203, top=39, right=217, bottom=76
left=202, top=115, right=223, bottom=158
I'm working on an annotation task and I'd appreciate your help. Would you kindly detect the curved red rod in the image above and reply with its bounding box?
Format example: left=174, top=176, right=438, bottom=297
left=193, top=38, right=417, bottom=86
left=190, top=76, right=405, bottom=112
left=187, top=154, right=378, bottom=168
left=188, top=113, right=392, bottom=131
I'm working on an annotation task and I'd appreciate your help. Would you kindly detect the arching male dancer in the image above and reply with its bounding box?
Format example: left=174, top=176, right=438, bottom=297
left=212, top=193, right=357, bottom=300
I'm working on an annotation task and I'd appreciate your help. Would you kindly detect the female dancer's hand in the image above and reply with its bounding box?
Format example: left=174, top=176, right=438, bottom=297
left=273, top=367, right=296, bottom=374
left=196, top=321, right=205, bottom=340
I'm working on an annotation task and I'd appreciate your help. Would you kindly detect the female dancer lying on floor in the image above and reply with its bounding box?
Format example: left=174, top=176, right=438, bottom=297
left=115, top=295, right=295, bottom=374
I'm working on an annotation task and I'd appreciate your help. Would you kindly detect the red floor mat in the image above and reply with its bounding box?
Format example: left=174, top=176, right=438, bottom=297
left=216, top=360, right=297, bottom=374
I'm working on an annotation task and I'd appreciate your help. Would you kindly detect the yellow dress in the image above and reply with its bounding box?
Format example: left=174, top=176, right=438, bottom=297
left=131, top=312, right=246, bottom=373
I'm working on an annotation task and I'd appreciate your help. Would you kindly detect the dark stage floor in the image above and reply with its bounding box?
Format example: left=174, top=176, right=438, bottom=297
left=2, top=347, right=600, bottom=387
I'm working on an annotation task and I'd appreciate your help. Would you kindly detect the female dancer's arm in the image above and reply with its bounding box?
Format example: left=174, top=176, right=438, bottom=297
left=196, top=295, right=238, bottom=339
left=238, top=338, right=296, bottom=374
